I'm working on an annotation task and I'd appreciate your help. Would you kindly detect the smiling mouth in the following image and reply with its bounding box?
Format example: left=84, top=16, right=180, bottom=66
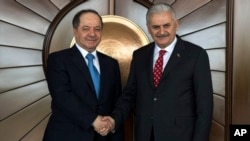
left=87, top=39, right=97, bottom=42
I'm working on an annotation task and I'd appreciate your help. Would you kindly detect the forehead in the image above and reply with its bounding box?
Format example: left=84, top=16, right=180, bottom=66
left=148, top=11, right=175, bottom=24
left=79, top=12, right=101, bottom=26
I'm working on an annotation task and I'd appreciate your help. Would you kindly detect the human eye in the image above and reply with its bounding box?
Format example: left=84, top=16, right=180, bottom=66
left=94, top=27, right=101, bottom=32
left=163, top=23, right=171, bottom=28
left=152, top=25, right=160, bottom=30
left=82, top=26, right=89, bottom=31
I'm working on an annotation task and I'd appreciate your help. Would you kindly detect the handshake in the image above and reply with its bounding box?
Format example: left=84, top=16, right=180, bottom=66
left=92, top=115, right=115, bottom=136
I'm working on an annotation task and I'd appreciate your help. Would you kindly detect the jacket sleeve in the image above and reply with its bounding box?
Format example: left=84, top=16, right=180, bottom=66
left=192, top=49, right=213, bottom=141
left=46, top=53, right=97, bottom=130
left=112, top=53, right=137, bottom=130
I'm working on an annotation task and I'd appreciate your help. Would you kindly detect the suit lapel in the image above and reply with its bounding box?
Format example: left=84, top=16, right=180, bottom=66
left=161, top=38, right=185, bottom=79
left=70, top=46, right=97, bottom=98
left=96, top=52, right=105, bottom=99
left=145, top=43, right=155, bottom=88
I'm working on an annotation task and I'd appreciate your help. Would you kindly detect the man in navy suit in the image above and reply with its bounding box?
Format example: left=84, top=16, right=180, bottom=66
left=101, top=3, right=213, bottom=141
left=43, top=9, right=123, bottom=141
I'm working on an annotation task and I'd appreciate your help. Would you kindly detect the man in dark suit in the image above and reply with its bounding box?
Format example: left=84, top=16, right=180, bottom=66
left=43, top=9, right=124, bottom=141
left=101, top=3, right=213, bottom=141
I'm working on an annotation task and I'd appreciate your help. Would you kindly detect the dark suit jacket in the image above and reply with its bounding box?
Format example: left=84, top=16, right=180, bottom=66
left=43, top=46, right=124, bottom=141
left=112, top=37, right=213, bottom=141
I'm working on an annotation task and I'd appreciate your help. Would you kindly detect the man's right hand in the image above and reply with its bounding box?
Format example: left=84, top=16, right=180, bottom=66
left=92, top=115, right=115, bottom=136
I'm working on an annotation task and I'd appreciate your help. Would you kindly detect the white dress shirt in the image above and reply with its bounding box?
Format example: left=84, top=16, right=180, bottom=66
left=153, top=37, right=177, bottom=70
left=75, top=43, right=101, bottom=73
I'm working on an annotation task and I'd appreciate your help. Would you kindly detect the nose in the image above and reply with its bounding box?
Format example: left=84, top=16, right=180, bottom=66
left=159, top=27, right=165, bottom=34
left=89, top=28, right=96, bottom=36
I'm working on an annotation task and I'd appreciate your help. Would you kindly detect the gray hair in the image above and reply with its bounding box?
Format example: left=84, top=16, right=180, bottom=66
left=146, top=3, right=177, bottom=24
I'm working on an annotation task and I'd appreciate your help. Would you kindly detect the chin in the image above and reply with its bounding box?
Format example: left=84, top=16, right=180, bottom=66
left=157, top=42, right=169, bottom=48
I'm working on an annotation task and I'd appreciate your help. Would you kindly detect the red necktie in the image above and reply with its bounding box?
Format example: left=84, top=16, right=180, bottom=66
left=153, top=50, right=166, bottom=87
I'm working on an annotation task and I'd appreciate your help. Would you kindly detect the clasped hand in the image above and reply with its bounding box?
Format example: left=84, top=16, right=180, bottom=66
left=92, top=115, right=115, bottom=136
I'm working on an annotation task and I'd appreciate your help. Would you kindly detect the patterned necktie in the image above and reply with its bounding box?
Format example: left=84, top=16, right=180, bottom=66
left=153, top=50, right=166, bottom=87
left=86, top=53, right=100, bottom=98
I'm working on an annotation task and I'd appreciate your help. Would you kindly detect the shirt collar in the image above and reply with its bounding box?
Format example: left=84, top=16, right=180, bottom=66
left=75, top=43, right=97, bottom=58
left=154, top=36, right=177, bottom=56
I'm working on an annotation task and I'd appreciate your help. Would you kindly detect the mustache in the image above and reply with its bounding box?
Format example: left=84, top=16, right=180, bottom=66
left=156, top=34, right=168, bottom=38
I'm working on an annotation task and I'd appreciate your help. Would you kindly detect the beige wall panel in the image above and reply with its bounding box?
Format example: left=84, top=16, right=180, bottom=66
left=182, top=24, right=226, bottom=49
left=0, top=96, right=51, bottom=141
left=0, top=0, right=49, bottom=34
left=0, top=46, right=42, bottom=68
left=209, top=120, right=224, bottom=141
left=178, top=0, right=226, bottom=35
left=154, top=0, right=175, bottom=4
left=232, top=0, right=250, bottom=124
left=213, top=94, right=225, bottom=125
left=0, top=81, right=49, bottom=120
left=17, top=0, right=59, bottom=21
left=172, top=0, right=211, bottom=19
left=0, top=22, right=44, bottom=49
left=115, top=0, right=151, bottom=41
left=207, top=49, right=226, bottom=71
left=211, top=71, right=225, bottom=96
left=20, top=115, right=50, bottom=141
left=0, top=66, right=45, bottom=93
left=51, top=0, right=71, bottom=9
left=49, top=0, right=110, bottom=53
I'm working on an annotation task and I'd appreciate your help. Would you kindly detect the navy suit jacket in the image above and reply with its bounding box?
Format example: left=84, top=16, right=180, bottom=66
left=112, top=37, right=213, bottom=141
left=43, top=46, right=124, bottom=141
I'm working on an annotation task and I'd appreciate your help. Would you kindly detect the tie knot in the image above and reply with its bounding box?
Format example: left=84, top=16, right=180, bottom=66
left=86, top=53, right=94, bottom=61
left=159, top=50, right=166, bottom=57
